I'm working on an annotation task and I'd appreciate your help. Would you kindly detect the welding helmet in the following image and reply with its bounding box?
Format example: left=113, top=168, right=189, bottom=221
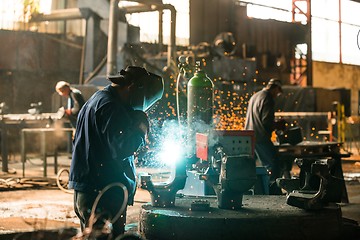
left=108, top=66, right=164, bottom=111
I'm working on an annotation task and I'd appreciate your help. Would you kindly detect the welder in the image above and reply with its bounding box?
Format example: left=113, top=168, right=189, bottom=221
left=245, top=78, right=286, bottom=194
left=68, top=66, right=163, bottom=238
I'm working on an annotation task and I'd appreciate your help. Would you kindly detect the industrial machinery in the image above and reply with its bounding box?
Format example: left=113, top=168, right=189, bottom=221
left=140, top=64, right=257, bottom=210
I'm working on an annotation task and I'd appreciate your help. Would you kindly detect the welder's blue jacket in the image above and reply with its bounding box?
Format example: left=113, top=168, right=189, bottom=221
left=68, top=85, right=145, bottom=204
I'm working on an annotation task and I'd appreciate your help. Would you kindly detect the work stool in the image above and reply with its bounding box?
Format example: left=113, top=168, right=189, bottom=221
left=21, top=127, right=73, bottom=177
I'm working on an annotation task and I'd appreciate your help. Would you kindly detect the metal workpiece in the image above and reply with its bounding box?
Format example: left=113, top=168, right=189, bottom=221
left=139, top=195, right=343, bottom=240
left=140, top=160, right=188, bottom=208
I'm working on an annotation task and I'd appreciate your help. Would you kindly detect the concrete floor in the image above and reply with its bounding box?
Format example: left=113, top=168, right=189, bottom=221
left=0, top=154, right=360, bottom=239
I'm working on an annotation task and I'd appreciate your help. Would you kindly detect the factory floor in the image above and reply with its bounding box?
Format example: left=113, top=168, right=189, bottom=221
left=0, top=153, right=360, bottom=239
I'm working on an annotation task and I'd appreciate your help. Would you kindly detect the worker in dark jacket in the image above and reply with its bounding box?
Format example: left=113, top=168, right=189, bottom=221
left=55, top=81, right=85, bottom=128
left=69, top=66, right=163, bottom=238
left=245, top=78, right=285, bottom=193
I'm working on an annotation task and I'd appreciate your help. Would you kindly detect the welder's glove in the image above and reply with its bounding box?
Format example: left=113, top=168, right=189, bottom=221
left=132, top=110, right=149, bottom=137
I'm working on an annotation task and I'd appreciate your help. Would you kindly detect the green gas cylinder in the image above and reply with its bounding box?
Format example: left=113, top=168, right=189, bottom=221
left=187, top=68, right=214, bottom=132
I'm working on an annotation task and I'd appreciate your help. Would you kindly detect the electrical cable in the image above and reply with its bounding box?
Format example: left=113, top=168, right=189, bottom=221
left=357, top=28, right=360, bottom=51
left=56, top=168, right=73, bottom=194
left=176, top=68, right=184, bottom=125
left=87, top=182, right=128, bottom=235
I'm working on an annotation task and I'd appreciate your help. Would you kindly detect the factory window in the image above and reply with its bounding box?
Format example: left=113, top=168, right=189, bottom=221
left=240, top=0, right=360, bottom=66
left=311, top=0, right=340, bottom=63
left=312, top=0, right=339, bottom=21
left=246, top=0, right=292, bottom=22
left=0, top=0, right=84, bottom=36
left=341, top=23, right=360, bottom=65
left=0, top=0, right=52, bottom=30
left=123, top=0, right=189, bottom=46
left=312, top=0, right=360, bottom=65
left=341, top=0, right=360, bottom=65
left=311, top=18, right=340, bottom=63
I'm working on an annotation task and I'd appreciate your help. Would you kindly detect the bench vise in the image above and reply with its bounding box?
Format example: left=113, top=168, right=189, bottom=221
left=196, top=130, right=256, bottom=209
left=279, top=158, right=345, bottom=210
left=140, top=158, right=187, bottom=207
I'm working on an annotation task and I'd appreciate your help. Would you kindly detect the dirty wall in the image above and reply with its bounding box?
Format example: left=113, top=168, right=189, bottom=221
left=0, top=30, right=82, bottom=156
left=0, top=30, right=81, bottom=114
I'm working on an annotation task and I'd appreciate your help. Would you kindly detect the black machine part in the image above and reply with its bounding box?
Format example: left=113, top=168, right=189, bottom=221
left=201, top=145, right=256, bottom=210
left=285, top=158, right=345, bottom=210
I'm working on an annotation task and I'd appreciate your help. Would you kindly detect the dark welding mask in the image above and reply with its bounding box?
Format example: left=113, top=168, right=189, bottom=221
left=108, top=66, right=164, bottom=111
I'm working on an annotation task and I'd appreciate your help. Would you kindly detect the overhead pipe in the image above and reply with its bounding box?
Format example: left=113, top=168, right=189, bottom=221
left=30, top=8, right=94, bottom=21
left=30, top=8, right=100, bottom=85
left=122, top=4, right=176, bottom=67
left=107, top=0, right=120, bottom=76
left=158, top=9, right=164, bottom=51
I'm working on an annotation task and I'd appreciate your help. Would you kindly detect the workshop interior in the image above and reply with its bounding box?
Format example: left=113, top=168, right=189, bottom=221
left=1, top=0, right=360, bottom=239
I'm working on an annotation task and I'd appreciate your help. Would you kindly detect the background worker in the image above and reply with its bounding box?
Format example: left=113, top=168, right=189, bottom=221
left=55, top=81, right=85, bottom=128
left=245, top=78, right=286, bottom=194
left=68, top=66, right=163, bottom=238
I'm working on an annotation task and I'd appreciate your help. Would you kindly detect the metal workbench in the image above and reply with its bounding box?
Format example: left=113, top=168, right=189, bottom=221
left=0, top=113, right=65, bottom=173
left=20, top=127, right=73, bottom=177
